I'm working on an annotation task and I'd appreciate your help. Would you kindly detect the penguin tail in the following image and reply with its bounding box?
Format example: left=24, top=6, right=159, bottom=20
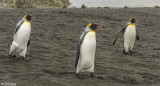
left=136, top=35, right=139, bottom=41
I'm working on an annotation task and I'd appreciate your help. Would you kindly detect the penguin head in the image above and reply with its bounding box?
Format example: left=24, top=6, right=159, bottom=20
left=24, top=15, right=35, bottom=21
left=130, top=18, right=138, bottom=23
left=88, top=23, right=104, bottom=30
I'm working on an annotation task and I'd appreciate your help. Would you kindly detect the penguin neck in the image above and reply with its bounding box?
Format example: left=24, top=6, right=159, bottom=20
left=23, top=17, right=31, bottom=22
left=88, top=25, right=96, bottom=31
left=128, top=21, right=135, bottom=26
left=85, top=25, right=92, bottom=32
left=25, top=21, right=30, bottom=23
left=90, top=30, right=95, bottom=32
left=130, top=23, right=135, bottom=26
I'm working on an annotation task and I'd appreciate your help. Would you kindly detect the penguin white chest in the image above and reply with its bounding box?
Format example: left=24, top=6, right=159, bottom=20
left=14, top=21, right=31, bottom=49
left=124, top=24, right=136, bottom=45
left=79, top=31, right=96, bottom=69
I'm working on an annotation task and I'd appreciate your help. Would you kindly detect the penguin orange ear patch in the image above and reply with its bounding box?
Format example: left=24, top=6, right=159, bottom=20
left=130, top=18, right=132, bottom=22
left=24, top=15, right=27, bottom=19
left=89, top=23, right=92, bottom=27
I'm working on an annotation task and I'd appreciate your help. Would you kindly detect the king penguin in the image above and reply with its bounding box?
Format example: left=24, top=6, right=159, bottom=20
left=113, top=18, right=139, bottom=54
left=75, top=23, right=104, bottom=79
left=8, top=15, right=35, bottom=60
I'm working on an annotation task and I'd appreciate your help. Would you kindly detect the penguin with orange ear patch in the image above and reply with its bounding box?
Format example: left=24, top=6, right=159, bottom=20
left=75, top=23, right=104, bottom=79
left=8, top=15, right=35, bottom=61
left=113, top=18, right=139, bottom=54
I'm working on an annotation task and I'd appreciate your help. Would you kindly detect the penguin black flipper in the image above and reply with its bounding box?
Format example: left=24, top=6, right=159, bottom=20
left=113, top=24, right=129, bottom=45
left=13, top=19, right=25, bottom=34
left=113, top=31, right=123, bottom=45
left=8, top=18, right=25, bottom=47
left=27, top=37, right=31, bottom=47
left=75, top=31, right=88, bottom=67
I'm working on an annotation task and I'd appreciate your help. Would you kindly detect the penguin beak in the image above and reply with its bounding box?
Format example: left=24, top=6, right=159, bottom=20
left=96, top=26, right=105, bottom=28
left=135, top=20, right=139, bottom=22
left=31, top=17, right=36, bottom=19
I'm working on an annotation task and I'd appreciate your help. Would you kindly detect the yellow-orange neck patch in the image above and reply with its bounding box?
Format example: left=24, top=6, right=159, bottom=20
left=90, top=30, right=95, bottom=32
left=130, top=23, right=135, bottom=27
left=25, top=21, right=30, bottom=23
left=25, top=21, right=31, bottom=26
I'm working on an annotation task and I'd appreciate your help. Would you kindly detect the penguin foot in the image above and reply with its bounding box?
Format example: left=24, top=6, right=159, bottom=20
left=123, top=49, right=127, bottom=54
left=13, top=55, right=16, bottom=58
left=75, top=73, right=85, bottom=79
left=90, top=72, right=97, bottom=78
left=21, top=57, right=31, bottom=61
left=9, top=55, right=16, bottom=59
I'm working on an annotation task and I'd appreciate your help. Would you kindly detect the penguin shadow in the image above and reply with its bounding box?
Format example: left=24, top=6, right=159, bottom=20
left=42, top=71, right=104, bottom=80
left=74, top=73, right=105, bottom=80
left=122, top=50, right=138, bottom=56
left=123, top=52, right=136, bottom=55
left=7, top=57, right=30, bottom=64
left=43, top=69, right=75, bottom=78
left=8, top=55, right=31, bottom=61
left=74, top=73, right=88, bottom=79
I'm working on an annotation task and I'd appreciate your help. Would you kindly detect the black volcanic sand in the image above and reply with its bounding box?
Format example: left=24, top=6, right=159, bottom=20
left=0, top=8, right=160, bottom=86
